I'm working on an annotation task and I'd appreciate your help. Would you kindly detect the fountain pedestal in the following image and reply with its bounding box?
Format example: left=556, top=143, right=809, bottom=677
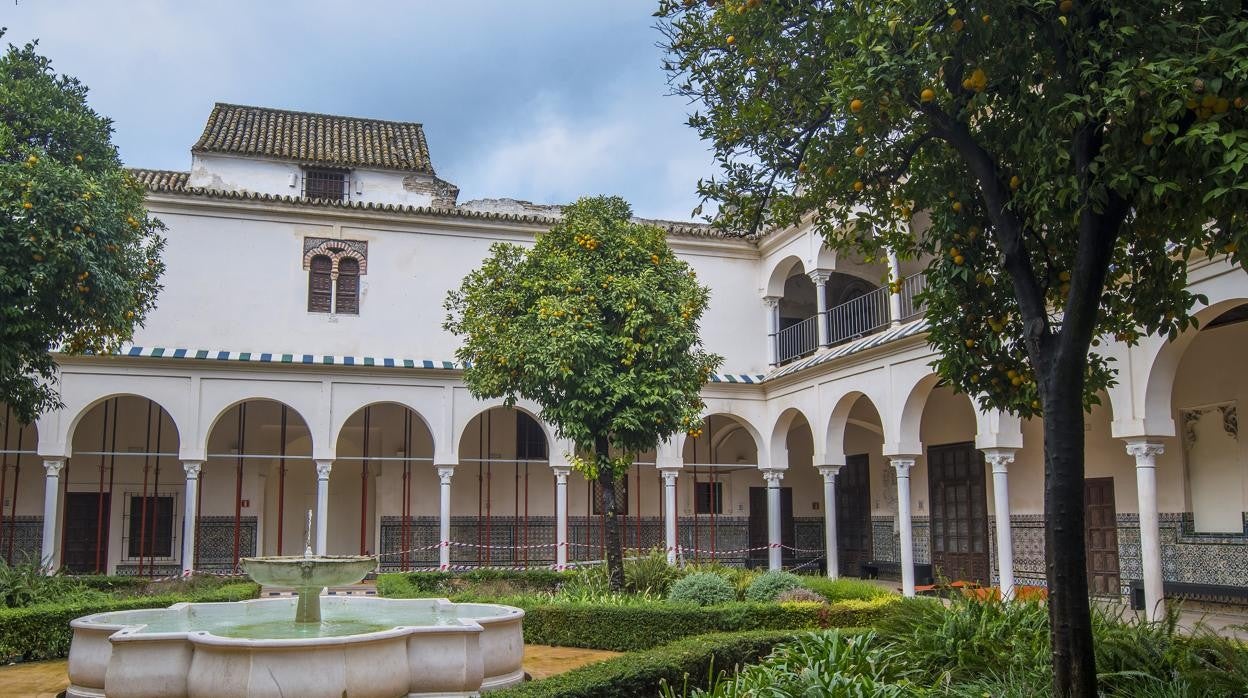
left=239, top=553, right=376, bottom=623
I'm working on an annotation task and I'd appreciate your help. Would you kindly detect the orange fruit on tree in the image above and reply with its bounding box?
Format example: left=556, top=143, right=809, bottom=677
left=850, top=98, right=864, bottom=113
left=854, top=145, right=867, bottom=157
left=1009, top=175, right=1021, bottom=190
left=853, top=180, right=864, bottom=192
left=921, top=88, right=936, bottom=102
left=1059, top=0, right=1073, bottom=13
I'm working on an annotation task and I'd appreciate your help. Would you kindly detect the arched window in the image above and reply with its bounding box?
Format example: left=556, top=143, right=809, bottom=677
left=335, top=257, right=360, bottom=315
left=308, top=255, right=332, bottom=313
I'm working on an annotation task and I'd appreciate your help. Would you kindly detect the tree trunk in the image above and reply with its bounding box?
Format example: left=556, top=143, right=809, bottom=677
left=1040, top=367, right=1098, bottom=698
left=596, top=433, right=625, bottom=592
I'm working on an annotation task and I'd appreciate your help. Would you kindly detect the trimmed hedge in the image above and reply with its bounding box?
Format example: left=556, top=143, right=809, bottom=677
left=522, top=596, right=901, bottom=651
left=492, top=630, right=799, bottom=698
left=376, top=570, right=569, bottom=599
left=0, top=581, right=260, bottom=663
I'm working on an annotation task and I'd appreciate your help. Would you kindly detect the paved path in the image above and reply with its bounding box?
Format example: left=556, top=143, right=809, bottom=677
left=0, top=644, right=621, bottom=698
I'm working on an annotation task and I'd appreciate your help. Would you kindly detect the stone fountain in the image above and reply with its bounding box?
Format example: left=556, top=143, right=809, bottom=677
left=65, top=512, right=525, bottom=697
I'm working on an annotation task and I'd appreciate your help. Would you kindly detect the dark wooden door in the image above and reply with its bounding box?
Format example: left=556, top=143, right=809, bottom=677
left=64, top=492, right=110, bottom=574
left=748, top=487, right=793, bottom=567
left=1084, top=477, right=1120, bottom=596
left=928, top=443, right=990, bottom=584
left=837, top=454, right=872, bottom=576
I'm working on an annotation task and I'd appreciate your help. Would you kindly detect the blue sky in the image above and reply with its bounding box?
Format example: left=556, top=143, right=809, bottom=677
left=3, top=0, right=712, bottom=221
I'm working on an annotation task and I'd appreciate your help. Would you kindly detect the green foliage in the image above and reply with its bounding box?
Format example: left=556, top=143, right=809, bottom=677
left=668, top=597, right=1248, bottom=697
left=520, top=598, right=897, bottom=652
left=659, top=1, right=1248, bottom=416
left=0, top=581, right=259, bottom=663
left=798, top=575, right=892, bottom=603
left=774, top=587, right=827, bottom=604
left=0, top=34, right=165, bottom=420
left=374, top=569, right=569, bottom=600
left=493, top=631, right=798, bottom=698
left=669, top=572, right=736, bottom=606
left=444, top=195, right=721, bottom=462
left=625, top=549, right=683, bottom=595
left=0, top=559, right=101, bottom=608
left=743, top=570, right=802, bottom=602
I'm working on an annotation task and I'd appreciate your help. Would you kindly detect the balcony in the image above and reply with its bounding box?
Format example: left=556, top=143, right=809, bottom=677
left=771, top=272, right=926, bottom=366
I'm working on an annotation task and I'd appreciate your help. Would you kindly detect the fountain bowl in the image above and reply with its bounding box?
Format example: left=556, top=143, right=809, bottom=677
left=239, top=554, right=376, bottom=589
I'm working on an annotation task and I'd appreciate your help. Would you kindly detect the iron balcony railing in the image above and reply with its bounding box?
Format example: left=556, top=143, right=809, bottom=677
left=770, top=272, right=928, bottom=366
left=899, top=272, right=926, bottom=321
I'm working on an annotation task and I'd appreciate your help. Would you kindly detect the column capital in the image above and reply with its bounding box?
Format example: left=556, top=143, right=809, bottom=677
left=980, top=448, right=1016, bottom=474
left=1125, top=439, right=1165, bottom=465
left=551, top=465, right=572, bottom=483
left=760, top=468, right=785, bottom=485
left=889, top=456, right=917, bottom=476
left=817, top=464, right=842, bottom=481
left=659, top=468, right=680, bottom=484
left=42, top=458, right=65, bottom=476
left=762, top=295, right=781, bottom=309
left=436, top=465, right=455, bottom=484
left=807, top=269, right=832, bottom=285
left=315, top=459, right=333, bottom=479
left=182, top=460, right=203, bottom=478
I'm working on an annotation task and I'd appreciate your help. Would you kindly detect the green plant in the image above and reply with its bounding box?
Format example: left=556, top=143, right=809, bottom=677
left=0, top=559, right=102, bottom=608
left=625, top=549, right=682, bottom=595
left=775, top=588, right=826, bottom=604
left=669, top=572, right=735, bottom=606
left=493, top=631, right=797, bottom=698
left=743, top=570, right=801, bottom=602
left=798, top=575, right=891, bottom=602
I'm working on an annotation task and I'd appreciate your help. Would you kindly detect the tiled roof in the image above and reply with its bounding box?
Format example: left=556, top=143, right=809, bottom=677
left=765, top=317, right=930, bottom=380
left=191, top=103, right=434, bottom=174
left=127, top=168, right=727, bottom=240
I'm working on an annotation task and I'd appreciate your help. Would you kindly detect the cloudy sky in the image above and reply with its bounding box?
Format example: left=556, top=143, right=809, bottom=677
left=4, top=0, right=713, bottom=221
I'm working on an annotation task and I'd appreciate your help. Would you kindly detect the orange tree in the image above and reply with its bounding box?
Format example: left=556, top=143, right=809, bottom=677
left=445, top=196, right=721, bottom=589
left=659, top=1, right=1248, bottom=695
left=0, top=35, right=165, bottom=422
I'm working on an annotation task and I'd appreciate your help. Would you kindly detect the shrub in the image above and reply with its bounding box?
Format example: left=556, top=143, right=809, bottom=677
left=522, top=596, right=901, bottom=651
left=798, top=575, right=891, bottom=602
left=493, top=631, right=798, bottom=698
left=669, top=572, right=735, bottom=606
left=626, top=550, right=682, bottom=595
left=0, top=581, right=260, bottom=663
left=375, top=569, right=569, bottom=600
left=775, top=588, right=826, bottom=604
left=744, top=571, right=802, bottom=602
left=0, top=560, right=102, bottom=608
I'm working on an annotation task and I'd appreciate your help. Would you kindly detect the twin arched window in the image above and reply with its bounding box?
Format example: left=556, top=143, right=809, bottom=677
left=307, top=252, right=361, bottom=315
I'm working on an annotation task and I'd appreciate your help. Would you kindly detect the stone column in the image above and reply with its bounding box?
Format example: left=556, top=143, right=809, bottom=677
left=437, top=466, right=454, bottom=569
left=180, top=461, right=202, bottom=575
left=762, top=469, right=785, bottom=570
left=818, top=465, right=842, bottom=579
left=315, top=459, right=332, bottom=556
left=982, top=448, right=1016, bottom=599
left=887, top=249, right=903, bottom=325
left=764, top=296, right=782, bottom=367
left=552, top=465, right=571, bottom=570
left=40, top=459, right=64, bottom=572
left=809, top=270, right=832, bottom=348
left=890, top=457, right=917, bottom=597
left=660, top=468, right=680, bottom=564
left=1126, top=440, right=1166, bottom=621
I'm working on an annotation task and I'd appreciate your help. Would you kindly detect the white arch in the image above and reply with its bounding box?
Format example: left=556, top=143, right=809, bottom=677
left=57, top=392, right=185, bottom=460
left=199, top=395, right=318, bottom=461
left=39, top=374, right=194, bottom=459
left=769, top=406, right=815, bottom=469
left=762, top=254, right=805, bottom=298
left=674, top=410, right=769, bottom=469
left=328, top=385, right=444, bottom=456
left=331, top=401, right=437, bottom=457
left=453, top=399, right=556, bottom=459
left=823, top=390, right=886, bottom=466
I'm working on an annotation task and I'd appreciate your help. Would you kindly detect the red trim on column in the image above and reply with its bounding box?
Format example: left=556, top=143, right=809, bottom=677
left=277, top=407, right=287, bottom=556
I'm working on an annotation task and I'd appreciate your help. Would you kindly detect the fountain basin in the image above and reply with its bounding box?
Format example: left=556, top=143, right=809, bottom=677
left=67, top=596, right=525, bottom=698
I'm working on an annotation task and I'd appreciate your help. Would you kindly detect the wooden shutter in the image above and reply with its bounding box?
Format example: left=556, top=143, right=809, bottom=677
left=335, top=257, right=359, bottom=315
left=308, top=255, right=332, bottom=312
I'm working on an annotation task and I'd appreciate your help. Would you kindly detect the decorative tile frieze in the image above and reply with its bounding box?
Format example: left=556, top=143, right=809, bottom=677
left=0, top=515, right=42, bottom=563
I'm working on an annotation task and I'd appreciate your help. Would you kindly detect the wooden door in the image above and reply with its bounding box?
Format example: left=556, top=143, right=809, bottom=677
left=63, top=492, right=110, bottom=574
left=928, top=443, right=990, bottom=584
left=837, top=454, right=872, bottom=576
left=748, top=487, right=794, bottom=566
left=1084, top=477, right=1121, bottom=596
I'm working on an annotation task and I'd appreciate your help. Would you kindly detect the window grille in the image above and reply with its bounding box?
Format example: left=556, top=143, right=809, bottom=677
left=127, top=495, right=175, bottom=558
left=302, top=169, right=349, bottom=201
left=308, top=255, right=333, bottom=312
left=335, top=257, right=360, bottom=315
left=694, top=481, right=724, bottom=515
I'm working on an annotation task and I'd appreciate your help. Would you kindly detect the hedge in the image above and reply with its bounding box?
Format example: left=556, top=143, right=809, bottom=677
left=0, top=581, right=260, bottom=663
left=521, top=597, right=901, bottom=651
left=376, top=569, right=569, bottom=598
left=492, top=630, right=799, bottom=698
